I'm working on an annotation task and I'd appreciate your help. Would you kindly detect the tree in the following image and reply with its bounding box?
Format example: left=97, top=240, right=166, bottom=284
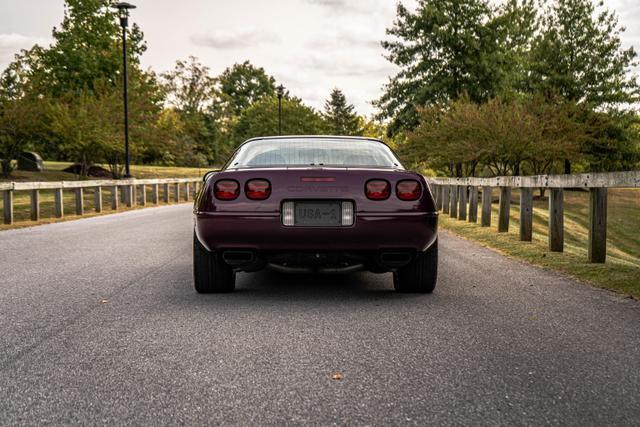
left=231, top=97, right=327, bottom=150
left=216, top=61, right=276, bottom=117
left=375, top=0, right=501, bottom=135
left=405, top=96, right=585, bottom=179
left=491, top=0, right=539, bottom=97
left=163, top=56, right=217, bottom=114
left=162, top=56, right=222, bottom=165
left=323, top=89, right=362, bottom=136
left=38, top=0, right=146, bottom=97
left=47, top=89, right=120, bottom=176
left=0, top=96, right=46, bottom=178
left=530, top=0, right=638, bottom=107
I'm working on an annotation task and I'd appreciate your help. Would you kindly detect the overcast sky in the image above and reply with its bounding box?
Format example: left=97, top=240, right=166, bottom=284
left=1, top=0, right=639, bottom=116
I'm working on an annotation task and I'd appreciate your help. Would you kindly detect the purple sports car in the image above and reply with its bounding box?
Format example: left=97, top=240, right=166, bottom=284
left=193, top=136, right=438, bottom=293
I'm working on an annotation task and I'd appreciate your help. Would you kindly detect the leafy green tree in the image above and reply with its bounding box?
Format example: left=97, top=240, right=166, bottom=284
left=405, top=96, right=585, bottom=179
left=530, top=0, right=638, bottom=107
left=375, top=0, right=501, bottom=135
left=163, top=56, right=216, bottom=114
left=491, top=0, right=539, bottom=96
left=231, top=97, right=327, bottom=150
left=39, top=0, right=146, bottom=97
left=323, top=88, right=362, bottom=136
left=47, top=89, right=120, bottom=176
left=162, top=56, right=222, bottom=165
left=216, top=61, right=276, bottom=117
left=0, top=95, right=47, bottom=177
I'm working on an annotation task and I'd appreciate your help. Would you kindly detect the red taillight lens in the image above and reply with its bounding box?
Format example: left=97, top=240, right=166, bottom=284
left=245, top=179, right=271, bottom=200
left=214, top=179, right=240, bottom=200
left=396, top=180, right=422, bottom=201
left=365, top=179, right=391, bottom=200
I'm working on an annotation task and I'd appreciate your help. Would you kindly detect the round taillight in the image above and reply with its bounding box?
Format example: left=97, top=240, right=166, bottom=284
left=396, top=180, right=422, bottom=201
left=214, top=179, right=240, bottom=200
left=245, top=179, right=271, bottom=200
left=365, top=179, right=391, bottom=200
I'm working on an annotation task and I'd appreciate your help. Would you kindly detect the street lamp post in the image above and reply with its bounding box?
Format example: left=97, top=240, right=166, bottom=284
left=276, top=85, right=284, bottom=136
left=112, top=2, right=136, bottom=178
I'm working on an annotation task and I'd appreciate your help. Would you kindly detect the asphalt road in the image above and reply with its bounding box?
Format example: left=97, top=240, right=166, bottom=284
left=1, top=203, right=639, bottom=425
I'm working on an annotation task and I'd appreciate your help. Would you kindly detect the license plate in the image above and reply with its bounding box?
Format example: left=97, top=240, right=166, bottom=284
left=294, top=201, right=342, bottom=226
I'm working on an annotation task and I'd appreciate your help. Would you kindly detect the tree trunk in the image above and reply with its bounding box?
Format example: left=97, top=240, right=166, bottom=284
left=564, top=159, right=571, bottom=174
left=1, top=160, right=13, bottom=178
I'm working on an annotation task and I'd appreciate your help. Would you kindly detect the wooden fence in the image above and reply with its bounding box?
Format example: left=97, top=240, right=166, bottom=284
left=427, top=171, right=640, bottom=263
left=1, top=178, right=201, bottom=225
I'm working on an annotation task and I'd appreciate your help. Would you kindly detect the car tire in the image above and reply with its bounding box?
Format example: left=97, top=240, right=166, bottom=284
left=393, top=239, right=438, bottom=293
left=193, top=232, right=235, bottom=293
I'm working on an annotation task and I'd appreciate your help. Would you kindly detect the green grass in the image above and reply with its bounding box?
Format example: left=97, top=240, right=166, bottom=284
left=1, top=162, right=210, bottom=231
left=439, top=188, right=640, bottom=298
left=2, top=161, right=211, bottom=182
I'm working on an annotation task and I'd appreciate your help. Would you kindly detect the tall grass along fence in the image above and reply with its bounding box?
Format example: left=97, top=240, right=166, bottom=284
left=428, top=171, right=640, bottom=263
left=1, top=178, right=201, bottom=225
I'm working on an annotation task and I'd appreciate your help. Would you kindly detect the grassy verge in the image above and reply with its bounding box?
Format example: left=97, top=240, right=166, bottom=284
left=439, top=188, right=640, bottom=299
left=1, top=161, right=211, bottom=182
left=1, top=162, right=210, bottom=231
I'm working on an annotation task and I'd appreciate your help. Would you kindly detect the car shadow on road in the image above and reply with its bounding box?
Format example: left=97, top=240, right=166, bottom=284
left=234, top=270, right=397, bottom=297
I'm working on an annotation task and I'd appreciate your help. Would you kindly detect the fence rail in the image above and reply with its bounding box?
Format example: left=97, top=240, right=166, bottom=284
left=427, top=171, right=640, bottom=264
left=1, top=177, right=201, bottom=226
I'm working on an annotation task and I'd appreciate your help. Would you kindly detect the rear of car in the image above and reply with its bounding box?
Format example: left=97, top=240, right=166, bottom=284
left=193, top=136, right=438, bottom=293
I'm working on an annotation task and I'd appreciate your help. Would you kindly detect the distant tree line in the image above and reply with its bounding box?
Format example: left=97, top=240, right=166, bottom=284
left=377, top=0, right=640, bottom=177
left=0, top=0, right=372, bottom=178
left=1, top=0, right=639, bottom=180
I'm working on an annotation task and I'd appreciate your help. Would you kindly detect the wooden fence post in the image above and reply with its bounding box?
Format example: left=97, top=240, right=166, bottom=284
left=75, top=188, right=84, bottom=215
left=131, top=184, right=137, bottom=206
left=519, top=187, right=533, bottom=242
left=111, top=186, right=119, bottom=210
left=152, top=184, right=159, bottom=204
left=481, top=186, right=491, bottom=227
left=54, top=188, right=64, bottom=218
left=30, top=189, right=40, bottom=221
left=163, top=183, right=170, bottom=203
left=125, top=185, right=133, bottom=207
left=434, top=185, right=442, bottom=211
left=94, top=186, right=102, bottom=213
left=442, top=186, right=450, bottom=214
left=498, top=187, right=511, bottom=232
left=139, top=184, right=146, bottom=206
left=450, top=185, right=458, bottom=218
left=468, top=186, right=478, bottom=223
left=184, top=183, right=190, bottom=201
left=174, top=183, right=180, bottom=202
left=549, top=188, right=564, bottom=252
left=3, top=190, right=13, bottom=225
left=458, top=185, right=467, bottom=220
left=588, top=188, right=607, bottom=263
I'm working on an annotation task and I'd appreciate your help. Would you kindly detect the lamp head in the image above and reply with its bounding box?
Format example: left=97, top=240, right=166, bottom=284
left=111, top=2, right=136, bottom=27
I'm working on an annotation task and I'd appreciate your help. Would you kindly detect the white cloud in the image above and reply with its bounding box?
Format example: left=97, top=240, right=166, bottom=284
left=191, top=29, right=280, bottom=50
left=0, top=33, right=50, bottom=68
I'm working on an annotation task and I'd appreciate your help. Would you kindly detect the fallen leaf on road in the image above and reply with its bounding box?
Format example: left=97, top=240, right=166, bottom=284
left=100, top=299, right=109, bottom=304
left=331, top=372, right=344, bottom=380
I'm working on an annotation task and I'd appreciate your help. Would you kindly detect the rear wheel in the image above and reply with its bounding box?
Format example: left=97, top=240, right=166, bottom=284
left=193, top=233, right=235, bottom=293
left=394, top=240, right=438, bottom=293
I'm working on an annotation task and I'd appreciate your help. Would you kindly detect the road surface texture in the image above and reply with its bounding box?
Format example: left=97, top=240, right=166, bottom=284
left=1, top=203, right=639, bottom=425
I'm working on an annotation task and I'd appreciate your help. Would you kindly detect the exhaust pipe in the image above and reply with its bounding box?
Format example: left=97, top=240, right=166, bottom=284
left=222, top=250, right=255, bottom=266
left=379, top=252, right=413, bottom=268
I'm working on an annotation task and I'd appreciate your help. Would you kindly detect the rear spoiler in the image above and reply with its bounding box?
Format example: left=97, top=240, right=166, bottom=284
left=203, top=170, right=219, bottom=182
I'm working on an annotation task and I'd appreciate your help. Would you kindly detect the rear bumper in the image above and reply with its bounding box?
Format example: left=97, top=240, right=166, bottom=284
left=195, top=211, right=438, bottom=253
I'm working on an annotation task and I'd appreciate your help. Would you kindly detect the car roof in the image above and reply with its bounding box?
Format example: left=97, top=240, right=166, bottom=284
left=240, top=135, right=387, bottom=147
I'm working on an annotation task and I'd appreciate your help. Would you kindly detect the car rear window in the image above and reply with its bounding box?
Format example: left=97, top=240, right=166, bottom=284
left=226, top=138, right=402, bottom=169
